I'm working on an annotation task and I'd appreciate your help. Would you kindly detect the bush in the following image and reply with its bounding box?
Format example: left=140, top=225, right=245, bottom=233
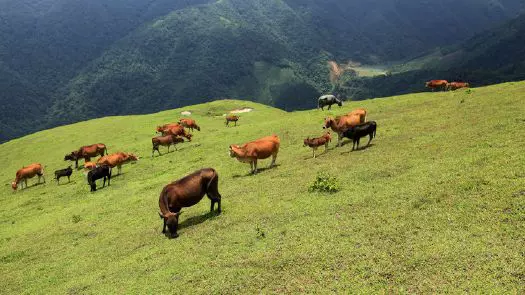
left=308, top=172, right=340, bottom=193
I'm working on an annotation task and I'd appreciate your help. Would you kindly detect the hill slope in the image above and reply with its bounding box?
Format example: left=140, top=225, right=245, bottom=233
left=1, top=82, right=524, bottom=293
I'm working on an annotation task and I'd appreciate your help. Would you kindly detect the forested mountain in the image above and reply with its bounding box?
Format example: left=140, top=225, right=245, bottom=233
left=1, top=0, right=523, bottom=141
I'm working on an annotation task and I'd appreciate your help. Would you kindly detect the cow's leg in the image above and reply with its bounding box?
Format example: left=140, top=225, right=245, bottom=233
left=325, top=142, right=329, bottom=153
left=352, top=139, right=356, bottom=151
left=328, top=104, right=332, bottom=110
left=356, top=138, right=361, bottom=150
left=253, top=159, right=258, bottom=174
left=162, top=218, right=167, bottom=234
left=312, top=148, right=315, bottom=158
left=118, top=165, right=122, bottom=175
left=167, top=145, right=170, bottom=153
left=68, top=176, right=70, bottom=183
left=337, top=133, right=342, bottom=147
left=107, top=173, right=111, bottom=186
left=367, top=133, right=373, bottom=146
left=207, top=178, right=222, bottom=213
left=57, top=177, right=60, bottom=185
left=75, top=159, right=79, bottom=169
left=270, top=153, right=277, bottom=167
left=102, top=176, right=106, bottom=188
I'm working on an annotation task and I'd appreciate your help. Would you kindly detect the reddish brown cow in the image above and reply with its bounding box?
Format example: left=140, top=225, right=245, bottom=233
left=447, top=82, right=470, bottom=91
left=304, top=132, right=332, bottom=158
left=152, top=135, right=184, bottom=157
left=97, top=152, right=139, bottom=175
left=347, top=108, right=367, bottom=123
left=158, top=168, right=222, bottom=238
left=229, top=135, right=280, bottom=174
left=178, top=118, right=200, bottom=132
left=65, top=143, right=107, bottom=168
left=225, top=114, right=239, bottom=127
left=157, top=124, right=192, bottom=141
left=425, top=80, right=449, bottom=91
left=323, top=115, right=362, bottom=147
left=12, top=163, right=45, bottom=190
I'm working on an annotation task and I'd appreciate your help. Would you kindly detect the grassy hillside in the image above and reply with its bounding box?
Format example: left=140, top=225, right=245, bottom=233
left=1, top=82, right=524, bottom=293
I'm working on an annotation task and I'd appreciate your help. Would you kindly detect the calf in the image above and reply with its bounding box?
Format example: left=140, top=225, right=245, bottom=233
left=303, top=132, right=332, bottom=158
left=152, top=135, right=185, bottom=157
left=342, top=121, right=377, bottom=151
left=87, top=165, right=111, bottom=192
left=158, top=168, right=222, bottom=238
left=54, top=166, right=73, bottom=184
left=225, top=114, right=239, bottom=127
left=12, top=163, right=45, bottom=190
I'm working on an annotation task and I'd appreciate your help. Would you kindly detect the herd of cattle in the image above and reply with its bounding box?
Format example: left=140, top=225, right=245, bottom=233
left=9, top=82, right=461, bottom=237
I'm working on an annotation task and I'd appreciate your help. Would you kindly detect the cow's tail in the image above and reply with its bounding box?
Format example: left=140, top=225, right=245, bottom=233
left=205, top=168, right=218, bottom=192
left=373, top=123, right=377, bottom=138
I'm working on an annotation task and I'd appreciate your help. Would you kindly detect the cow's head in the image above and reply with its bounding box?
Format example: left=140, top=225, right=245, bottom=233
left=127, top=153, right=139, bottom=162
left=156, top=126, right=165, bottom=133
left=159, top=211, right=181, bottom=238
left=303, top=138, right=310, bottom=147
left=425, top=81, right=431, bottom=88
left=323, top=117, right=334, bottom=129
left=229, top=145, right=242, bottom=157
left=185, top=133, right=193, bottom=142
left=64, top=151, right=78, bottom=161
left=325, top=132, right=332, bottom=142
left=11, top=182, right=18, bottom=190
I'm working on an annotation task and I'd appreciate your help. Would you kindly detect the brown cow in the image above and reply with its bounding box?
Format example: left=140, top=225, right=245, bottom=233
left=152, top=135, right=185, bottom=157
left=425, top=80, right=449, bottom=91
left=12, top=163, right=45, bottom=190
left=447, top=82, right=470, bottom=91
left=304, top=132, right=332, bottom=158
left=178, top=118, right=200, bottom=132
left=158, top=168, right=222, bottom=238
left=97, top=152, right=139, bottom=175
left=157, top=124, right=192, bottom=141
left=65, top=143, right=107, bottom=168
left=229, top=135, right=280, bottom=174
left=225, top=114, right=239, bottom=127
left=323, top=115, right=362, bottom=147
left=347, top=108, right=367, bottom=123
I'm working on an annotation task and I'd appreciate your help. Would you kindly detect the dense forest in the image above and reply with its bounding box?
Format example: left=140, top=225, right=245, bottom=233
left=1, top=0, right=524, bottom=141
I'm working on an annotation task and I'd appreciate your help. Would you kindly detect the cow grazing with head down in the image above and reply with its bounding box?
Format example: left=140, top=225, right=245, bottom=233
left=65, top=143, right=107, bottom=168
left=323, top=115, right=362, bottom=147
left=11, top=163, right=45, bottom=190
left=158, top=168, right=222, bottom=238
left=447, top=82, right=470, bottom=91
left=178, top=118, right=200, bottom=132
left=229, top=135, right=280, bottom=174
left=87, top=165, right=111, bottom=192
left=318, top=94, right=343, bottom=110
left=303, top=132, right=332, bottom=158
left=97, top=152, right=138, bottom=175
left=347, top=108, right=367, bottom=123
left=157, top=124, right=192, bottom=141
left=425, top=80, right=449, bottom=91
left=152, top=135, right=185, bottom=157
left=225, top=114, right=239, bottom=127
left=54, top=166, right=73, bottom=184
left=342, top=121, right=377, bottom=151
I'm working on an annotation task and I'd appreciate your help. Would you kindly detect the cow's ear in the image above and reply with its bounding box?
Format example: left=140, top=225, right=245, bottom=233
left=158, top=212, right=165, bottom=219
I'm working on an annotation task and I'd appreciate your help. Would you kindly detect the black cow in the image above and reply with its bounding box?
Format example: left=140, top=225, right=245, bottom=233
left=87, top=165, right=111, bottom=192
left=318, top=94, right=343, bottom=110
left=54, top=166, right=73, bottom=184
left=342, top=121, right=377, bottom=150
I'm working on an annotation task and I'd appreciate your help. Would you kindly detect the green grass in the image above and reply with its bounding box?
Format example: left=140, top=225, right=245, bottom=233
left=1, top=83, right=524, bottom=293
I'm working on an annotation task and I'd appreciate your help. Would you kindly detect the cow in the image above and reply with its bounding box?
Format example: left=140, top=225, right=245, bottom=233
left=87, top=165, right=111, bottom=192
left=54, top=166, right=73, bottom=184
left=225, top=114, right=239, bottom=127
left=303, top=132, right=332, bottom=158
left=152, top=135, right=185, bottom=157
left=323, top=115, right=362, bottom=147
left=157, top=124, right=192, bottom=141
left=65, top=143, right=108, bottom=169
left=342, top=121, right=377, bottom=151
left=97, top=152, right=139, bottom=175
left=229, top=135, right=280, bottom=174
left=347, top=108, right=367, bottom=123
left=318, top=94, right=343, bottom=110
left=11, top=163, right=45, bottom=190
left=178, top=118, right=200, bottom=132
left=158, top=168, right=222, bottom=238
left=425, top=80, right=449, bottom=91
left=447, top=82, right=470, bottom=91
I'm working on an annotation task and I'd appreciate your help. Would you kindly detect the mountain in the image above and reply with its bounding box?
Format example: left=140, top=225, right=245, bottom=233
left=1, top=0, right=524, bottom=141
left=1, top=82, right=524, bottom=293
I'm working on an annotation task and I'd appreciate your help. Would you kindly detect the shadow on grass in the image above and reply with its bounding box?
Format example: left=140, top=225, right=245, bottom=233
left=232, top=164, right=281, bottom=178
left=178, top=211, right=221, bottom=231
left=340, top=143, right=375, bottom=155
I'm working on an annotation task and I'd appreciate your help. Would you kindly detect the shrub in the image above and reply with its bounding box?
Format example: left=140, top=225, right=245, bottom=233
left=309, top=172, right=340, bottom=193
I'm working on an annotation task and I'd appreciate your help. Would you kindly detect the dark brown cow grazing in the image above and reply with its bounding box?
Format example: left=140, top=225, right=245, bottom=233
left=152, top=135, right=185, bottom=157
left=12, top=163, right=45, bottom=190
left=447, top=82, right=470, bottom=91
left=178, top=118, right=200, bottom=132
left=157, top=124, right=192, bottom=141
left=303, top=132, right=332, bottom=158
left=158, top=168, right=222, bottom=238
left=65, top=143, right=107, bottom=168
left=425, top=80, right=449, bottom=91
left=225, top=114, right=239, bottom=127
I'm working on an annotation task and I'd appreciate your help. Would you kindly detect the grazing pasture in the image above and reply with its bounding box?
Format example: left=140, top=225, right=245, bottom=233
left=0, top=82, right=524, bottom=293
